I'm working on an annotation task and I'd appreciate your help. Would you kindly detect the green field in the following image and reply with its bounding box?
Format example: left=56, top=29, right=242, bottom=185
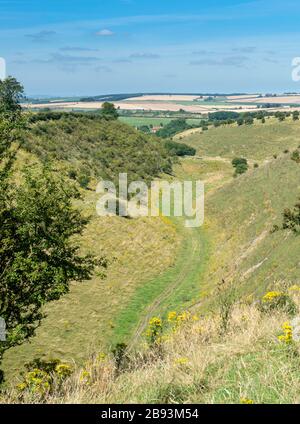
left=119, top=116, right=173, bottom=127
left=119, top=116, right=201, bottom=127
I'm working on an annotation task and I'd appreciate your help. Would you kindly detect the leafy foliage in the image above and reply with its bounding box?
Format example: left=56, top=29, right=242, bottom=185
left=100, top=102, right=119, bottom=120
left=165, top=140, right=196, bottom=157
left=208, top=111, right=240, bottom=121
left=231, top=157, right=248, bottom=176
left=23, top=113, right=173, bottom=186
left=156, top=119, right=192, bottom=138
left=0, top=78, right=100, bottom=379
left=0, top=166, right=98, bottom=363
left=282, top=199, right=300, bottom=234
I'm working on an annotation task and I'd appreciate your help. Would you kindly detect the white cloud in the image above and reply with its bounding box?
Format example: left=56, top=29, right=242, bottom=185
left=96, top=29, right=114, bottom=36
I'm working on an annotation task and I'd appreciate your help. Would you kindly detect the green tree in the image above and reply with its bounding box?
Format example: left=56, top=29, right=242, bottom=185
left=165, top=140, right=196, bottom=157
left=282, top=199, right=300, bottom=234
left=0, top=78, right=100, bottom=380
left=100, top=102, right=119, bottom=120
left=244, top=116, right=254, bottom=125
left=0, top=77, right=26, bottom=177
left=0, top=76, right=24, bottom=116
left=232, top=157, right=248, bottom=176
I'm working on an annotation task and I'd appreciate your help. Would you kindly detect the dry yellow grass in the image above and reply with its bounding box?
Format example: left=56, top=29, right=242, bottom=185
left=123, top=95, right=200, bottom=101
left=229, top=95, right=300, bottom=104
left=4, top=288, right=300, bottom=404
left=1, top=188, right=180, bottom=380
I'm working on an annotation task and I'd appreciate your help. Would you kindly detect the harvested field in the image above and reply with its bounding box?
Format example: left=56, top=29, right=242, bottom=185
left=123, top=94, right=200, bottom=101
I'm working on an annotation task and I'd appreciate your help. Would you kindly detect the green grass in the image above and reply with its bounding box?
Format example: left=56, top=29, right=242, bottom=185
left=119, top=116, right=201, bottom=127
left=182, top=117, right=300, bottom=160
left=112, top=157, right=232, bottom=345
left=1, top=189, right=180, bottom=379
left=113, top=220, right=210, bottom=344
left=119, top=116, right=173, bottom=127
left=201, top=154, right=300, bottom=307
left=3, top=117, right=300, bottom=389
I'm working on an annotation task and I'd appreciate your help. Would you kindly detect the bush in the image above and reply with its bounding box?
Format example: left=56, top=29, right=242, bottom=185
left=165, top=140, right=196, bottom=157
left=258, top=291, right=297, bottom=316
left=291, top=150, right=300, bottom=163
left=77, top=173, right=90, bottom=189
left=232, top=157, right=248, bottom=176
left=17, top=358, right=73, bottom=399
left=282, top=199, right=300, bottom=234
left=156, top=119, right=192, bottom=138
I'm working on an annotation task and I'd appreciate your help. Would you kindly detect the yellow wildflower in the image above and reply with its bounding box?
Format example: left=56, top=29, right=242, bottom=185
left=289, top=285, right=300, bottom=292
left=167, top=311, right=177, bottom=322
left=278, top=322, right=293, bottom=344
left=79, top=370, right=91, bottom=385
left=262, top=291, right=283, bottom=303
left=174, top=357, right=189, bottom=366
left=55, top=363, right=73, bottom=380
left=240, top=398, right=254, bottom=404
left=96, top=352, right=107, bottom=362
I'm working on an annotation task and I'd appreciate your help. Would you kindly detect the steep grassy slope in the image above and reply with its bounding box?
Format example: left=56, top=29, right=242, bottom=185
left=6, top=289, right=300, bottom=404
left=1, top=178, right=180, bottom=380
left=199, top=153, right=300, bottom=305
left=182, top=118, right=300, bottom=160
left=1, top=115, right=177, bottom=379
left=24, top=114, right=172, bottom=186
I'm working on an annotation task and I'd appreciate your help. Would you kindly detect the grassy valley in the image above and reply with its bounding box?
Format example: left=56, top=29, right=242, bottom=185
left=1, top=100, right=300, bottom=404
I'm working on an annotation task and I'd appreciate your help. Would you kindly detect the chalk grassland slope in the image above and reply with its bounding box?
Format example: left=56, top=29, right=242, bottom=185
left=121, top=158, right=234, bottom=347
left=181, top=118, right=300, bottom=160
left=23, top=115, right=172, bottom=186
left=1, top=116, right=300, bottom=403
left=201, top=154, right=300, bottom=304
left=1, top=115, right=175, bottom=378
left=2, top=187, right=180, bottom=378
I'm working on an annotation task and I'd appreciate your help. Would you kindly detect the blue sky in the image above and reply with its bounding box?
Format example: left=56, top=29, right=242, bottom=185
left=1, top=0, right=300, bottom=96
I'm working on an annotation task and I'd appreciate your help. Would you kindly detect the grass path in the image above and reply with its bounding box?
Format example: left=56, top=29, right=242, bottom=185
left=113, top=157, right=233, bottom=347
left=113, top=219, right=210, bottom=347
left=128, top=220, right=209, bottom=348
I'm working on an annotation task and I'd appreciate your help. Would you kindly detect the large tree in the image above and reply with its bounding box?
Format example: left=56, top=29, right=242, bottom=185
left=100, top=101, right=119, bottom=120
left=0, top=78, right=99, bottom=381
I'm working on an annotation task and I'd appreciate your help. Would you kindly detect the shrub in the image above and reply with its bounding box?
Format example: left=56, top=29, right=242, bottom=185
left=156, top=119, right=192, bottom=138
left=77, top=173, right=90, bottom=189
left=145, top=317, right=163, bottom=345
left=165, top=140, right=196, bottom=157
left=17, top=358, right=73, bottom=399
left=112, top=343, right=128, bottom=373
left=282, top=200, right=300, bottom=234
left=291, top=150, right=300, bottom=163
left=258, top=291, right=297, bottom=316
left=232, top=157, right=248, bottom=176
